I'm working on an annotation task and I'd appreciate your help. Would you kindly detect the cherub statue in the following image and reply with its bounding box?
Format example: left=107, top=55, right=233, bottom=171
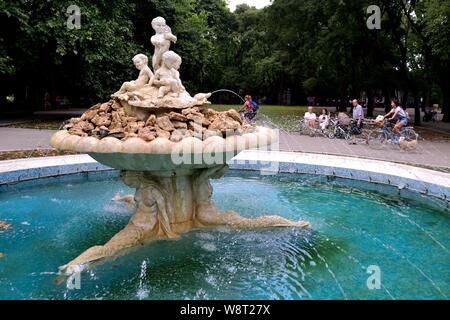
left=113, top=54, right=153, bottom=97
left=58, top=171, right=178, bottom=276
left=150, top=51, right=185, bottom=98
left=151, top=17, right=177, bottom=71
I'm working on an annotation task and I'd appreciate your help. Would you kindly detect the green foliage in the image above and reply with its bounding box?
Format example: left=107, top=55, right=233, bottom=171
left=0, top=0, right=448, bottom=120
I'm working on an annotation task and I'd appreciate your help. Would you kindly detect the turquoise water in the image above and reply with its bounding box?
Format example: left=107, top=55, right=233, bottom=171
left=0, top=171, right=449, bottom=300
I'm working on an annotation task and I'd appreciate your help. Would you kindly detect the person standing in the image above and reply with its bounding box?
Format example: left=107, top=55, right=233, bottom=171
left=350, top=99, right=364, bottom=145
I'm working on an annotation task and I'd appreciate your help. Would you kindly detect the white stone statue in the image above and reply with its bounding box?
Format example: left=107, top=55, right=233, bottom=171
left=150, top=51, right=185, bottom=98
left=113, top=54, right=153, bottom=97
left=151, top=17, right=177, bottom=72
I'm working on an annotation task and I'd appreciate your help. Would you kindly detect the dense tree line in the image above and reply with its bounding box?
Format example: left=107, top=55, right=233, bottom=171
left=1, top=0, right=449, bottom=122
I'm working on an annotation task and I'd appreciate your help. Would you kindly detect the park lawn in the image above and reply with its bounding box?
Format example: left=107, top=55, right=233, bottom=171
left=6, top=119, right=65, bottom=130
left=211, top=104, right=308, bottom=131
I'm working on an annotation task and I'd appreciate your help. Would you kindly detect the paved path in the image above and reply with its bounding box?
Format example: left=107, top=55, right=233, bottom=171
left=0, top=127, right=449, bottom=170
left=0, top=128, right=55, bottom=151
left=279, top=132, right=450, bottom=169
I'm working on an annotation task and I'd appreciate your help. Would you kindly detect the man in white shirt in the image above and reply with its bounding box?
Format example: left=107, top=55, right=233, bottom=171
left=304, top=106, right=317, bottom=128
left=350, top=99, right=364, bottom=144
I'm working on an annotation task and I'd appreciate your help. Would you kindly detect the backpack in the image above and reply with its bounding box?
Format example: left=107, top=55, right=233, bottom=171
left=249, top=100, right=260, bottom=112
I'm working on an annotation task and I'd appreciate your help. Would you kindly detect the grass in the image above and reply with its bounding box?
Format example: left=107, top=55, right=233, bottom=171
left=0, top=149, right=77, bottom=161
left=211, top=104, right=308, bottom=131
left=6, top=119, right=66, bottom=130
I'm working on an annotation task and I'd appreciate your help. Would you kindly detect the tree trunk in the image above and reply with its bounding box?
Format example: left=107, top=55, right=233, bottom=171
left=442, top=84, right=450, bottom=123
left=367, top=91, right=375, bottom=118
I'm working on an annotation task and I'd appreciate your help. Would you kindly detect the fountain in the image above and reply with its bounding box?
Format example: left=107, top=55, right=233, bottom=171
left=50, top=17, right=309, bottom=276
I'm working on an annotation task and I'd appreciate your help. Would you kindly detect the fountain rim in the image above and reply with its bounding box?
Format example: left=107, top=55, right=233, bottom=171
left=49, top=126, right=276, bottom=155
left=0, top=151, right=449, bottom=203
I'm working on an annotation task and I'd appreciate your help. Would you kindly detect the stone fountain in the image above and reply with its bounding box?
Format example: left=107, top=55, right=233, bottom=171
left=50, top=17, right=309, bottom=276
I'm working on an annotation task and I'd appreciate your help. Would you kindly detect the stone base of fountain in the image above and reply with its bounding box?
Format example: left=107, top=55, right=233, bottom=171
left=59, top=165, right=309, bottom=275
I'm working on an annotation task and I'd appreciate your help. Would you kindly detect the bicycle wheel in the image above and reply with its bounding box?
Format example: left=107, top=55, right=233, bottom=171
left=297, top=123, right=307, bottom=135
left=367, top=130, right=388, bottom=149
left=344, top=130, right=352, bottom=141
left=402, top=128, right=418, bottom=141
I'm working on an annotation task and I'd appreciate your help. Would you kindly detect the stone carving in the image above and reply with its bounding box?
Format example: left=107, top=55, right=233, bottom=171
left=51, top=16, right=310, bottom=277
left=151, top=17, right=177, bottom=71
left=59, top=166, right=309, bottom=275
left=150, top=51, right=185, bottom=98
left=0, top=221, right=11, bottom=230
left=113, top=54, right=153, bottom=97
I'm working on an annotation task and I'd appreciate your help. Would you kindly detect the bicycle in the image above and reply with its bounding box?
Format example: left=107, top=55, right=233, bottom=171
left=298, top=119, right=335, bottom=138
left=367, top=119, right=418, bottom=150
left=328, top=118, right=352, bottom=141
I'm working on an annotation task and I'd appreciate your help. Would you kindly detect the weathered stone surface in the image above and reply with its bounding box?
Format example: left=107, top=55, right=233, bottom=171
left=91, top=115, right=111, bottom=127
left=156, top=128, right=171, bottom=139
left=172, top=120, right=187, bottom=129
left=126, top=122, right=140, bottom=133
left=99, top=102, right=112, bottom=113
left=181, top=107, right=200, bottom=116
left=145, top=114, right=157, bottom=127
left=168, top=112, right=188, bottom=122
left=81, top=104, right=101, bottom=121
left=170, top=130, right=184, bottom=142
left=63, top=95, right=255, bottom=142
left=186, top=113, right=211, bottom=126
left=108, top=128, right=126, bottom=139
left=203, top=129, right=222, bottom=139
left=75, top=121, right=94, bottom=133
left=188, top=121, right=205, bottom=133
left=68, top=128, right=88, bottom=137
left=156, top=116, right=175, bottom=132
left=138, top=127, right=156, bottom=142
left=123, top=132, right=138, bottom=140
left=202, top=108, right=219, bottom=123
left=209, top=114, right=241, bottom=133
left=226, top=109, right=243, bottom=124
left=0, top=220, right=11, bottom=230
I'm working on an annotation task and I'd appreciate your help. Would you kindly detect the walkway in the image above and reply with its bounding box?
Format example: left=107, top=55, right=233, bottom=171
left=279, top=132, right=450, bottom=170
left=0, top=128, right=55, bottom=151
left=0, top=127, right=449, bottom=170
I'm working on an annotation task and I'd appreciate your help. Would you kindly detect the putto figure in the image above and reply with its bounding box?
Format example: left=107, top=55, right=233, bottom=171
left=150, top=51, right=185, bottom=98
left=114, top=54, right=153, bottom=96
left=151, top=17, right=177, bottom=71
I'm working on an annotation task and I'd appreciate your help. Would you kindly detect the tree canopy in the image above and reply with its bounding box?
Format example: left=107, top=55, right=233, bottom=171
left=1, top=0, right=449, bottom=121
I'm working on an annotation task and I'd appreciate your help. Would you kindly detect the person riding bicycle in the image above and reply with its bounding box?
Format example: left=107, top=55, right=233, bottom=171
left=384, top=98, right=408, bottom=136
left=239, top=95, right=258, bottom=122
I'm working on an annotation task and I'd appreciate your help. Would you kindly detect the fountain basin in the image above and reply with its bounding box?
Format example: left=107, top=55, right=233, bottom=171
left=0, top=163, right=448, bottom=300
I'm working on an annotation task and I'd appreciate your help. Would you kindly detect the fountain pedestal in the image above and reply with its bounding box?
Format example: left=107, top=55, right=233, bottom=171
left=59, top=165, right=309, bottom=275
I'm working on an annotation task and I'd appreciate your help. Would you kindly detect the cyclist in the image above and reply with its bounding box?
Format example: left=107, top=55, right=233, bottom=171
left=384, top=98, right=408, bottom=135
left=239, top=95, right=257, bottom=122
